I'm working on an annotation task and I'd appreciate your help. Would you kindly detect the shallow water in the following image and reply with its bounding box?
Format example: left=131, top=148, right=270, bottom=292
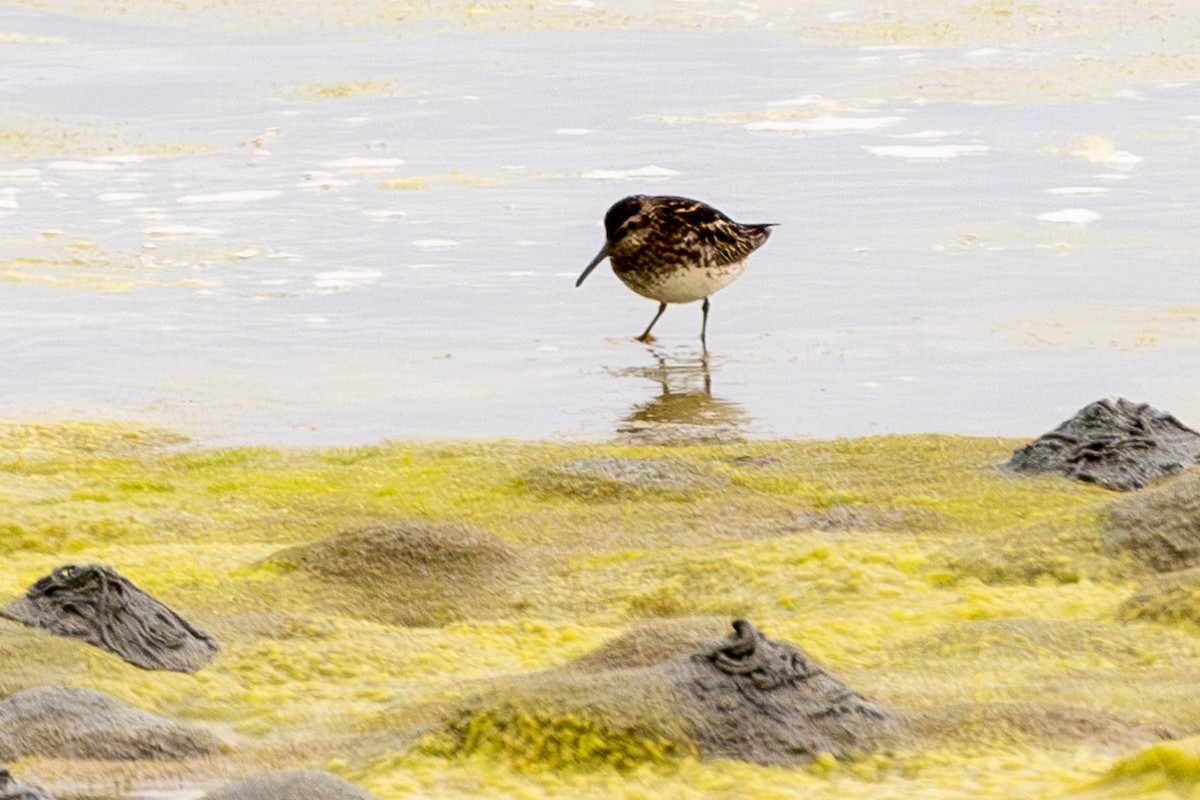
left=2, top=1, right=1200, bottom=445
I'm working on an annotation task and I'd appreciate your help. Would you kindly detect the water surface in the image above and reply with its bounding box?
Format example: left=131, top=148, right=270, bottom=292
left=2, top=1, right=1199, bottom=444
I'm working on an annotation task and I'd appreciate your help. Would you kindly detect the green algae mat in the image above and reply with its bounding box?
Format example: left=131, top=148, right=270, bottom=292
left=3, top=421, right=1200, bottom=798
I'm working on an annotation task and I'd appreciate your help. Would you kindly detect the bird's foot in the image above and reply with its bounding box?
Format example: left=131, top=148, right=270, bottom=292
left=635, top=333, right=657, bottom=343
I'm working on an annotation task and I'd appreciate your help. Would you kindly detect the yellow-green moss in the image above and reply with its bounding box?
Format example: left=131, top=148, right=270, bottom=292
left=1090, top=737, right=1200, bottom=796
left=0, top=421, right=1182, bottom=798
left=1121, top=569, right=1200, bottom=629
left=421, top=703, right=698, bottom=771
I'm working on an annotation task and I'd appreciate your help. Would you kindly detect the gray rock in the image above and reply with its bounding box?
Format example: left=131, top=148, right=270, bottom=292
left=1, top=564, right=217, bottom=673
left=0, top=685, right=222, bottom=760
left=200, top=771, right=377, bottom=800
left=0, top=768, right=55, bottom=800
left=1006, top=397, right=1200, bottom=491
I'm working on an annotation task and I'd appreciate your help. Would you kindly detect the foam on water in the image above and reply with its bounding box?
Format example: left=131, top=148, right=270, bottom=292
left=862, top=144, right=990, bottom=159
left=142, top=224, right=219, bottom=238
left=365, top=209, right=409, bottom=221
left=1047, top=187, right=1109, bottom=196
left=582, top=165, right=680, bottom=180
left=313, top=269, right=382, bottom=289
left=176, top=190, right=284, bottom=204
left=126, top=790, right=206, bottom=800
left=1036, top=208, right=1102, bottom=225
left=1104, top=151, right=1144, bottom=169
left=95, top=154, right=149, bottom=164
left=413, top=239, right=460, bottom=251
left=746, top=116, right=904, bottom=134
left=319, top=157, right=405, bottom=169
left=47, top=160, right=120, bottom=171
left=890, top=130, right=961, bottom=139
left=765, top=95, right=825, bottom=107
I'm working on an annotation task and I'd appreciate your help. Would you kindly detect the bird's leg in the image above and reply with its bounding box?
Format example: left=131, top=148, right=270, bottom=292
left=636, top=302, right=668, bottom=342
left=700, top=297, right=711, bottom=352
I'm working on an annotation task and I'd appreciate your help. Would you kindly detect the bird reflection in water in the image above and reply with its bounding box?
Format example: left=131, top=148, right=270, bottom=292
left=614, top=348, right=751, bottom=444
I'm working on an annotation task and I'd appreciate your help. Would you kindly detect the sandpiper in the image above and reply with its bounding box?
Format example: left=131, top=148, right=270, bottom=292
left=575, top=195, right=774, bottom=349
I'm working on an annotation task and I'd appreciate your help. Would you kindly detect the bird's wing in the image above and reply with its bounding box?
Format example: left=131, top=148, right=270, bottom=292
left=657, top=199, right=772, bottom=267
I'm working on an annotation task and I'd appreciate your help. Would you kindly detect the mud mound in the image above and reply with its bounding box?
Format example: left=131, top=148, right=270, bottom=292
left=274, top=520, right=514, bottom=579
left=1121, top=567, right=1200, bottom=625
left=0, top=768, right=55, bottom=800
left=267, top=521, right=519, bottom=626
left=0, top=685, right=222, bottom=760
left=432, top=619, right=894, bottom=768
left=789, top=503, right=942, bottom=533
left=941, top=517, right=1129, bottom=586
left=1105, top=470, right=1200, bottom=571
left=1, top=564, right=217, bottom=673
left=898, top=618, right=1177, bottom=668
left=562, top=617, right=730, bottom=672
left=201, top=770, right=377, bottom=800
left=914, top=703, right=1174, bottom=751
left=1006, top=397, right=1200, bottom=491
left=524, top=456, right=726, bottom=500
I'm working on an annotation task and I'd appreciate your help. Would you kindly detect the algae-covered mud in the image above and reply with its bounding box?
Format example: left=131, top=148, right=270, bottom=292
left=3, top=1, right=1200, bottom=444
left=4, top=422, right=1200, bottom=798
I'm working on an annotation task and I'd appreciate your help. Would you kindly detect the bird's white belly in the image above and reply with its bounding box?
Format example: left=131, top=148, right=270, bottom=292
left=618, top=260, right=746, bottom=304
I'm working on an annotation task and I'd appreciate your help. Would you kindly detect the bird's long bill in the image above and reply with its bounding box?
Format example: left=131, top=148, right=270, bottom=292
left=575, top=243, right=609, bottom=287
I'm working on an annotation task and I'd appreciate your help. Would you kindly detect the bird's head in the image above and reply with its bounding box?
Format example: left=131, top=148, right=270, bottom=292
left=576, top=195, right=651, bottom=288
left=603, top=194, right=649, bottom=241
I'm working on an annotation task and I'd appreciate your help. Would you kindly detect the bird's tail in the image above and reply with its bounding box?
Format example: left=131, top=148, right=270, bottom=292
left=749, top=223, right=777, bottom=245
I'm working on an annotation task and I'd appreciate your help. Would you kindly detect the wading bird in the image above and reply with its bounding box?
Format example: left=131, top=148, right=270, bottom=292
left=575, top=195, right=774, bottom=350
